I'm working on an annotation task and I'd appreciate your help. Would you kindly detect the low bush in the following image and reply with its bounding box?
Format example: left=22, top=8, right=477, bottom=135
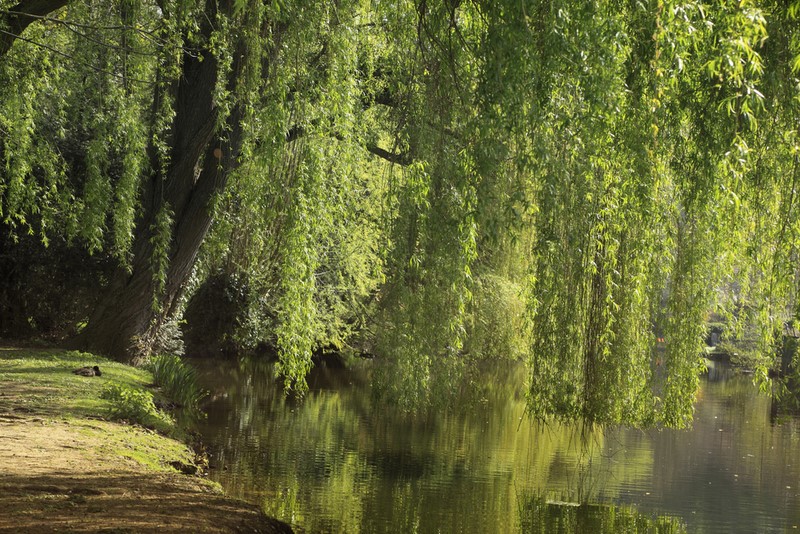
left=100, top=383, right=173, bottom=432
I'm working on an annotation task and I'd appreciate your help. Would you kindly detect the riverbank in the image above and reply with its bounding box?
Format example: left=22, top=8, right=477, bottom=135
left=0, top=347, right=293, bottom=533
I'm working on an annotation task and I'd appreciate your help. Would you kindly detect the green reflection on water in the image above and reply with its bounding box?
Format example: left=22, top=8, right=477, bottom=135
left=519, top=497, right=685, bottom=534
left=195, top=358, right=800, bottom=533
left=197, top=360, right=658, bottom=533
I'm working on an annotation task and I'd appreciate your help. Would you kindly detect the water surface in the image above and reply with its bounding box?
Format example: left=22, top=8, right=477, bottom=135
left=194, top=359, right=800, bottom=533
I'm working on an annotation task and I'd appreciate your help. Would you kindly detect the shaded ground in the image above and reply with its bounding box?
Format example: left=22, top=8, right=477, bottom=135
left=0, top=348, right=295, bottom=533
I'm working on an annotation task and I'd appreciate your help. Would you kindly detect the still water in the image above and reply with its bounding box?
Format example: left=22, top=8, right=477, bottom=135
left=194, top=359, right=800, bottom=533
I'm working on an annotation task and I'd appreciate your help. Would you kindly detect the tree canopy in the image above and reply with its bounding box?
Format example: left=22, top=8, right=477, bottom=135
left=1, top=0, right=800, bottom=427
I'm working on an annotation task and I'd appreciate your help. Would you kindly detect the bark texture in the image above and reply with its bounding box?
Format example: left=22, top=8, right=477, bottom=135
left=72, top=0, right=246, bottom=362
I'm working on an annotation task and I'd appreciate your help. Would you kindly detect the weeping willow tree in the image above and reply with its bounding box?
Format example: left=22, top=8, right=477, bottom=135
left=2, top=0, right=800, bottom=425
left=370, top=0, right=800, bottom=425
left=0, top=0, right=389, bottom=375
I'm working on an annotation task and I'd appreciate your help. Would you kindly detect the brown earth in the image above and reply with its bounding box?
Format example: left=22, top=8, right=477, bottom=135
left=0, top=407, right=294, bottom=533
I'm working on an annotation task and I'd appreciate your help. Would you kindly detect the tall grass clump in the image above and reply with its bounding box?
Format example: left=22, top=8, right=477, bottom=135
left=146, top=354, right=207, bottom=414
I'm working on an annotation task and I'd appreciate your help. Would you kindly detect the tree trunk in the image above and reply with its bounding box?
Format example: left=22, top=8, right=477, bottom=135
left=69, top=142, right=235, bottom=362
left=70, top=1, right=244, bottom=362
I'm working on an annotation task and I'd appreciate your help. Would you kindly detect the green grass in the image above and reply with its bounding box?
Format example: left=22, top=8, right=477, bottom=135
left=0, top=348, right=174, bottom=432
left=74, top=419, right=196, bottom=473
left=0, top=347, right=212, bottom=475
left=100, top=382, right=175, bottom=434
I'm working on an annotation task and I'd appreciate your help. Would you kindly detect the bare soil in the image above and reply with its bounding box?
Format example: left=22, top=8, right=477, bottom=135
left=0, top=390, right=294, bottom=533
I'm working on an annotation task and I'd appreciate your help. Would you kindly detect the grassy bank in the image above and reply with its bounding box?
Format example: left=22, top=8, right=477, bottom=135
left=0, top=348, right=194, bottom=468
left=0, top=347, right=292, bottom=533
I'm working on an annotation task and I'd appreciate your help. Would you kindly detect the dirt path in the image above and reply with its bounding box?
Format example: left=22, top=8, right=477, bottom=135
left=0, top=415, right=295, bottom=533
left=0, top=348, right=297, bottom=534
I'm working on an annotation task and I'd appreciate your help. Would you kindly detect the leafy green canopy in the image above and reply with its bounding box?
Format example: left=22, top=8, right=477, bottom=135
left=1, top=0, right=800, bottom=426
left=373, top=0, right=800, bottom=426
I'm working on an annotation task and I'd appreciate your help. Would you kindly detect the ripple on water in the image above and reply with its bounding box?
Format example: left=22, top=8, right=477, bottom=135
left=196, top=359, right=800, bottom=533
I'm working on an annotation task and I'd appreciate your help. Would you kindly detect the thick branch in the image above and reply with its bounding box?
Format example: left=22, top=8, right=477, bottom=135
left=366, top=143, right=411, bottom=165
left=286, top=122, right=410, bottom=166
left=0, top=0, right=69, bottom=57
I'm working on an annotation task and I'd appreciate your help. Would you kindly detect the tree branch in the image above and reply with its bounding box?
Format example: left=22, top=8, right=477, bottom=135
left=285, top=123, right=410, bottom=166
left=365, top=143, right=411, bottom=165
left=0, top=0, right=70, bottom=57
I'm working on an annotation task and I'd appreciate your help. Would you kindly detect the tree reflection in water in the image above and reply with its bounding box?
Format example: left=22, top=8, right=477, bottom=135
left=520, top=496, right=685, bottom=534
left=195, top=358, right=800, bottom=533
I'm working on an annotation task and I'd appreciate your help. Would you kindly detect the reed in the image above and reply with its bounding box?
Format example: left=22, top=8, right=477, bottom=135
left=147, top=354, right=207, bottom=413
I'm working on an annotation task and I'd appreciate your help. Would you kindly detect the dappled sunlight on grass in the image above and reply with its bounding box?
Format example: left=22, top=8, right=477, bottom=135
left=0, top=348, right=172, bottom=431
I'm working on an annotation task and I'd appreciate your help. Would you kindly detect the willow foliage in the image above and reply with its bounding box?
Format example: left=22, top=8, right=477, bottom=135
left=371, top=0, right=800, bottom=425
left=460, top=0, right=799, bottom=426
left=195, top=0, right=386, bottom=392
left=2, top=0, right=800, bottom=425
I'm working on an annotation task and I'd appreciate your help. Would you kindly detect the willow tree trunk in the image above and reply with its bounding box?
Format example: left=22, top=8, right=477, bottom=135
left=70, top=143, right=234, bottom=362
left=71, top=2, right=242, bottom=362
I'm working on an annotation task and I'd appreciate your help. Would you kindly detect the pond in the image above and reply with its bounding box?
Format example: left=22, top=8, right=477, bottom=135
left=194, top=359, right=800, bottom=533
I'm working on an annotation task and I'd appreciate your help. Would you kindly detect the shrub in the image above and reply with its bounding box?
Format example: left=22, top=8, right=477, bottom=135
left=100, top=383, right=173, bottom=431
